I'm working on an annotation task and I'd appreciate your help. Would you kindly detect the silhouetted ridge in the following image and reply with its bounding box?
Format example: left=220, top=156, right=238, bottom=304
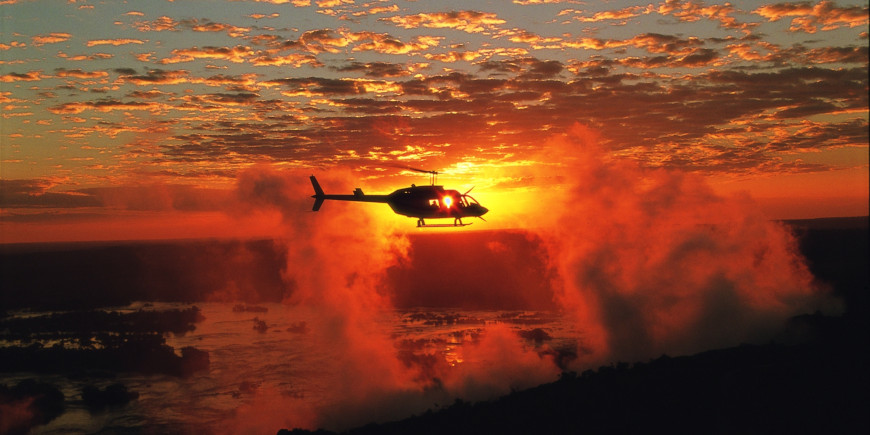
left=279, top=313, right=868, bottom=435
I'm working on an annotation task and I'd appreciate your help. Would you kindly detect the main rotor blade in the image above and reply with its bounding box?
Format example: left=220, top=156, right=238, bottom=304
left=400, top=166, right=438, bottom=175
left=391, top=164, right=438, bottom=175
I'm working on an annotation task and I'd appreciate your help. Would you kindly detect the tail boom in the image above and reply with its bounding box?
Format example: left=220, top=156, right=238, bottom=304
left=310, top=175, right=389, bottom=211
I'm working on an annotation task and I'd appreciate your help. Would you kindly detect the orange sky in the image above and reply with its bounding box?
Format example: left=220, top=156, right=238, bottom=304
left=1, top=0, right=868, bottom=243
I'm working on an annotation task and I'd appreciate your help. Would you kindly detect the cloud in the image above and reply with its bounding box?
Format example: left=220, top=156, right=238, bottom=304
left=477, top=57, right=565, bottom=80
left=132, top=15, right=179, bottom=32
left=31, top=32, right=72, bottom=46
left=0, top=179, right=100, bottom=208
left=296, top=29, right=352, bottom=53
left=57, top=52, right=114, bottom=61
left=117, top=69, right=190, bottom=85
left=80, top=185, right=232, bottom=211
left=72, top=56, right=861, bottom=182
left=244, top=0, right=308, bottom=4
left=0, top=41, right=26, bottom=50
left=520, top=125, right=835, bottom=364
left=0, top=179, right=238, bottom=215
left=658, top=0, right=749, bottom=30
left=265, top=76, right=367, bottom=95
left=54, top=68, right=109, bottom=79
left=755, top=1, right=869, bottom=33
left=182, top=18, right=251, bottom=37
left=0, top=70, right=43, bottom=82
left=160, top=45, right=255, bottom=64
left=224, top=134, right=837, bottom=429
left=382, top=11, right=506, bottom=33
left=513, top=0, right=578, bottom=4
left=348, top=32, right=441, bottom=55
left=230, top=167, right=425, bottom=429
left=353, top=3, right=399, bottom=17
left=86, top=38, right=145, bottom=47
left=565, top=4, right=655, bottom=24
left=48, top=99, right=168, bottom=114
left=333, top=61, right=412, bottom=78
left=251, top=51, right=320, bottom=67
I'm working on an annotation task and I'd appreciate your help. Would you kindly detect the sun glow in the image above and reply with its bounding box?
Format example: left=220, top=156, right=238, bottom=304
left=443, top=195, right=453, bottom=209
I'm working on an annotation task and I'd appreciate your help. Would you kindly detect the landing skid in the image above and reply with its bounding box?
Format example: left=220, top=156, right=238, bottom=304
left=417, top=222, right=474, bottom=228
left=416, top=217, right=472, bottom=227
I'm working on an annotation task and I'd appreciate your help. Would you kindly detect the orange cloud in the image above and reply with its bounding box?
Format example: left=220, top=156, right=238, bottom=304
left=118, top=69, right=190, bottom=85
left=86, top=38, right=145, bottom=46
left=562, top=33, right=704, bottom=56
left=133, top=15, right=179, bottom=32
left=297, top=29, right=352, bottom=53
left=382, top=11, right=506, bottom=33
left=0, top=70, right=43, bottom=82
left=57, top=52, right=114, bottom=61
left=353, top=4, right=399, bottom=17
left=251, top=52, right=320, bottom=67
left=316, top=0, right=352, bottom=7
left=569, top=5, right=655, bottom=23
left=0, top=41, right=26, bottom=50
left=48, top=99, right=168, bottom=115
left=54, top=68, right=109, bottom=79
left=181, top=18, right=251, bottom=37
left=195, top=73, right=260, bottom=90
left=31, top=32, right=72, bottom=46
left=160, top=46, right=254, bottom=64
left=504, top=29, right=563, bottom=48
left=425, top=50, right=482, bottom=63
left=754, top=1, right=869, bottom=33
left=512, top=0, right=573, bottom=4
left=658, top=0, right=748, bottom=30
left=349, top=32, right=441, bottom=55
left=245, top=0, right=307, bottom=4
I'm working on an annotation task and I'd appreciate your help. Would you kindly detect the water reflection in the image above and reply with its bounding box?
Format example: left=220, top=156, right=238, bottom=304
left=5, top=303, right=573, bottom=433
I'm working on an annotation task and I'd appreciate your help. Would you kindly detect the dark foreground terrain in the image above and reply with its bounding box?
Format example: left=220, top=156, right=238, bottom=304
left=278, top=313, right=866, bottom=435
left=282, top=217, right=870, bottom=435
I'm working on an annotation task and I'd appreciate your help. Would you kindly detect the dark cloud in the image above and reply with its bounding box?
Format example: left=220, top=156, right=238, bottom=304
left=333, top=61, right=410, bottom=78
left=265, top=77, right=366, bottom=95
left=112, top=68, right=139, bottom=75
left=118, top=69, right=190, bottom=85
left=0, top=180, right=233, bottom=212
left=0, top=179, right=100, bottom=208
left=128, top=58, right=864, bottom=178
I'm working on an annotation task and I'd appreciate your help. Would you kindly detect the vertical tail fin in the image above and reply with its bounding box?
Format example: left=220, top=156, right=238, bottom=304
left=310, top=175, right=325, bottom=211
left=310, top=175, right=324, bottom=196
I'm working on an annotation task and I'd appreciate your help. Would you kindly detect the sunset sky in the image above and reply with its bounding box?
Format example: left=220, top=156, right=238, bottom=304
left=1, top=0, right=868, bottom=242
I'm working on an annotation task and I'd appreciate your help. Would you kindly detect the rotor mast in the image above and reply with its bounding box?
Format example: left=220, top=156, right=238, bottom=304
left=403, top=166, right=439, bottom=185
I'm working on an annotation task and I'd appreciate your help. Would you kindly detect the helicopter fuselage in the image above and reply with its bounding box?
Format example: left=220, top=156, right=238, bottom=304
left=310, top=176, right=488, bottom=226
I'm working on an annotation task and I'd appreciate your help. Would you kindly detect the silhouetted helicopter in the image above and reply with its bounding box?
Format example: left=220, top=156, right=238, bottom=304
left=310, top=168, right=488, bottom=227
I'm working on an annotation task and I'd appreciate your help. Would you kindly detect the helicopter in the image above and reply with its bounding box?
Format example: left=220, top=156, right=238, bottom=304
left=309, top=168, right=488, bottom=227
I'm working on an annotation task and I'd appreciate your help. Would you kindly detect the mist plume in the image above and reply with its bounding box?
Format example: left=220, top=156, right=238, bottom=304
left=232, top=167, right=420, bottom=430
left=529, top=124, right=832, bottom=365
left=225, top=133, right=834, bottom=431
left=229, top=167, right=559, bottom=432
